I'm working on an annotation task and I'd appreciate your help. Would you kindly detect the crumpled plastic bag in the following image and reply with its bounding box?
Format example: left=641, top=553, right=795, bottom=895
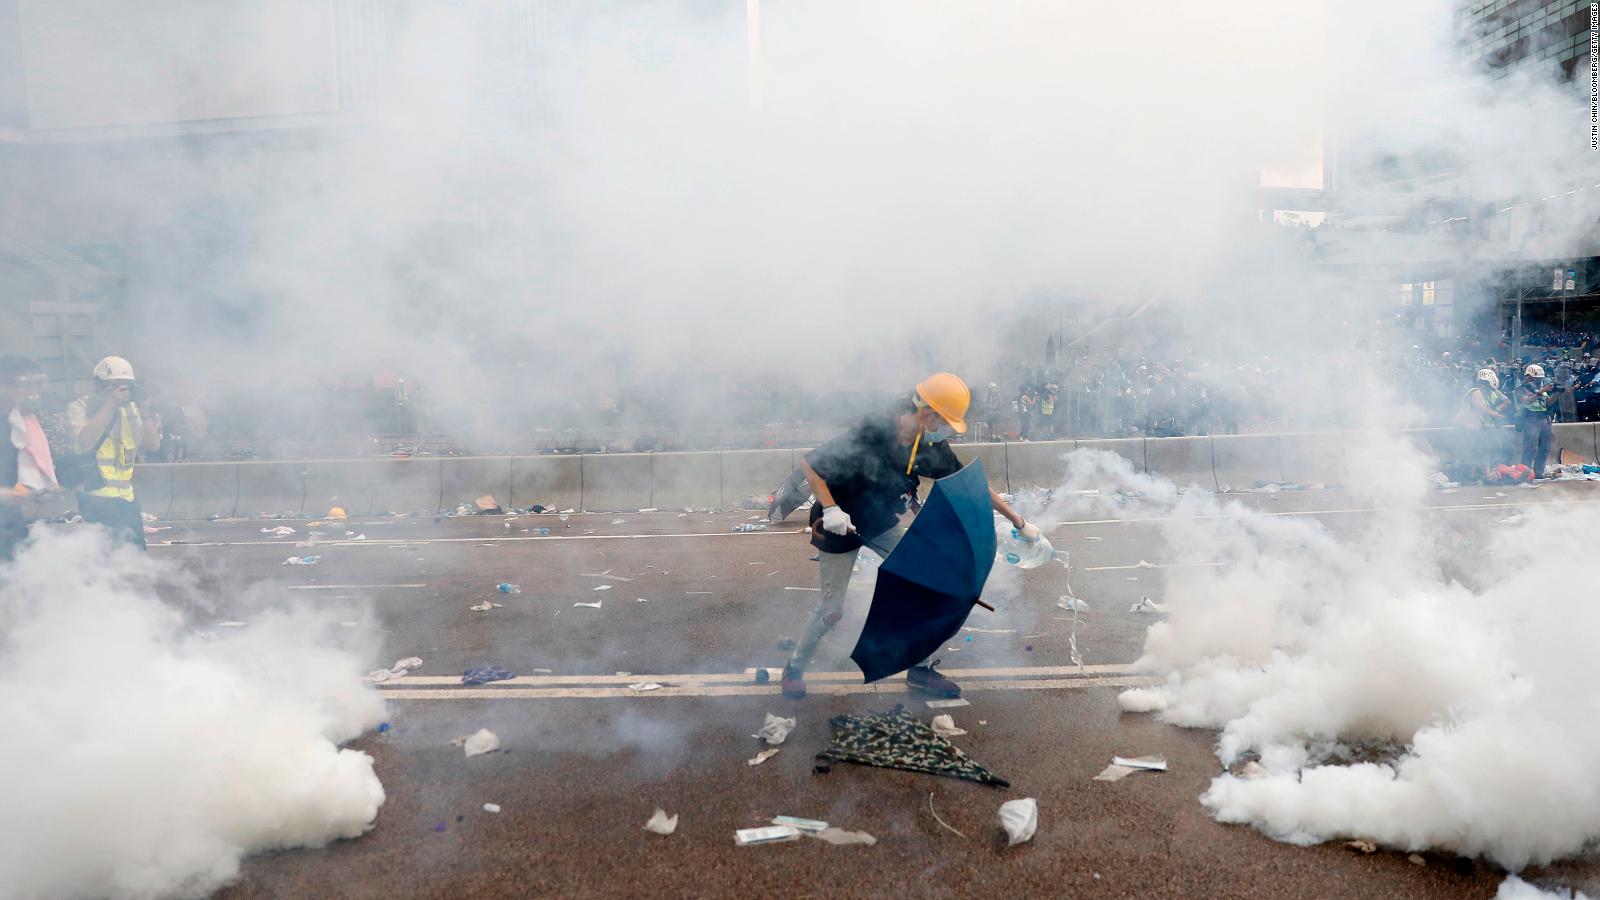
left=998, top=798, right=1038, bottom=846
left=458, top=728, right=500, bottom=757
left=756, top=713, right=797, bottom=745
left=810, top=827, right=877, bottom=845
left=643, top=808, right=678, bottom=835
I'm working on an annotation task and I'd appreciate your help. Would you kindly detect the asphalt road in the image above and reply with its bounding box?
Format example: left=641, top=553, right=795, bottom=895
left=125, top=483, right=1600, bottom=899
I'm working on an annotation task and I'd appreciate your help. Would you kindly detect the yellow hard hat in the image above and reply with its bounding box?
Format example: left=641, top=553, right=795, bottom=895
left=915, top=372, right=970, bottom=434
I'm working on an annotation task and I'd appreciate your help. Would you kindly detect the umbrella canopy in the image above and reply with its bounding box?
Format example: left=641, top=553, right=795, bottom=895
left=851, top=460, right=998, bottom=683
left=766, top=467, right=814, bottom=522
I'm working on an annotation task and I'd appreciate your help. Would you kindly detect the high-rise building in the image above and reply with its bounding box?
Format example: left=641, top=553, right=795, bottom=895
left=1464, top=0, right=1593, bottom=81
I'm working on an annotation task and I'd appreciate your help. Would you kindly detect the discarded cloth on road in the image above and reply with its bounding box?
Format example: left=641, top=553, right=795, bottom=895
left=815, top=705, right=1008, bottom=787
left=452, top=728, right=500, bottom=757
left=461, top=666, right=516, bottom=686
left=366, top=656, right=423, bottom=682
left=643, top=809, right=679, bottom=835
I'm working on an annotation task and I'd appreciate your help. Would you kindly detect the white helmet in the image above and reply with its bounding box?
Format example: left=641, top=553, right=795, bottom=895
left=1524, top=364, right=1545, bottom=379
left=1476, top=368, right=1499, bottom=390
left=93, top=356, right=136, bottom=382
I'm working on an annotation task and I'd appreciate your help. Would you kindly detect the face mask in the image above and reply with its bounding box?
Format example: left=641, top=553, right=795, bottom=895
left=923, top=421, right=954, bottom=444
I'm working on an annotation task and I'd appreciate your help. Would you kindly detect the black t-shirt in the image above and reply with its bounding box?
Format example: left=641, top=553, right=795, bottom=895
left=0, top=420, right=17, bottom=488
left=806, top=404, right=963, bottom=552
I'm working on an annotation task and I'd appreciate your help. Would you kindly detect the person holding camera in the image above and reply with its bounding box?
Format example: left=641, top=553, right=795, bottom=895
left=1516, top=363, right=1555, bottom=481
left=64, top=357, right=161, bottom=550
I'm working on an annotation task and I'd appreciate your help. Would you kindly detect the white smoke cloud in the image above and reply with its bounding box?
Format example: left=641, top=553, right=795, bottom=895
left=0, top=530, right=386, bottom=900
left=1071, top=421, right=1600, bottom=870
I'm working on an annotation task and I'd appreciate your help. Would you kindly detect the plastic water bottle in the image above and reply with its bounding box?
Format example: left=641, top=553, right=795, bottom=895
left=536, top=527, right=550, bottom=536
left=1000, top=530, right=1055, bottom=569
left=497, top=583, right=521, bottom=594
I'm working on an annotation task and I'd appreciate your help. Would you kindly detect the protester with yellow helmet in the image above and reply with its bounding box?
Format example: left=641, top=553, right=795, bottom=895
left=781, top=373, right=1039, bottom=700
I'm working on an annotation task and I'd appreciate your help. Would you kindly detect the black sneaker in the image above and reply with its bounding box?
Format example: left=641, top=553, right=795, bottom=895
left=906, top=660, right=961, bottom=698
left=781, top=664, right=806, bottom=699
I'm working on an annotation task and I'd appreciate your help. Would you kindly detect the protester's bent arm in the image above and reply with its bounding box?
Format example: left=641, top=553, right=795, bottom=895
left=75, top=399, right=117, bottom=449
left=989, top=488, right=1026, bottom=530
left=800, top=459, right=837, bottom=509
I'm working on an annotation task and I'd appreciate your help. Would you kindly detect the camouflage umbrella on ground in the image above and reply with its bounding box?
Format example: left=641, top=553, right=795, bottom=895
left=813, top=705, right=1009, bottom=787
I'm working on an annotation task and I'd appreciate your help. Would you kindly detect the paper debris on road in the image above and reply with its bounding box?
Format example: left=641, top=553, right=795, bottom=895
left=574, top=601, right=603, bottom=609
left=1495, top=514, right=1524, bottom=526
left=452, top=729, right=500, bottom=757
left=930, top=714, right=967, bottom=737
left=260, top=526, right=296, bottom=536
left=1112, top=755, right=1168, bottom=771
left=365, top=656, right=423, bottom=682
left=747, top=748, right=781, bottom=766
left=1129, top=597, right=1166, bottom=613
left=1093, top=765, right=1136, bottom=782
left=281, top=555, right=321, bottom=566
left=468, top=601, right=503, bottom=611
left=925, top=698, right=970, bottom=709
left=771, top=816, right=828, bottom=834
left=483, top=803, right=502, bottom=814
left=810, top=828, right=877, bottom=846
left=644, top=809, right=679, bottom=835
left=1057, top=595, right=1090, bottom=612
left=999, top=798, right=1038, bottom=846
left=592, top=584, right=613, bottom=591
left=628, top=682, right=664, bottom=692
left=1346, top=839, right=1377, bottom=853
left=735, top=825, right=801, bottom=846
left=611, top=518, right=626, bottom=525
left=756, top=713, right=797, bottom=745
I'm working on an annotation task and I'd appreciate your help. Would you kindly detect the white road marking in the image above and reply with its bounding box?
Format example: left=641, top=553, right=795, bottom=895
left=1084, top=562, right=1226, bottom=572
left=286, top=584, right=428, bottom=590
left=377, top=675, right=1151, bottom=700
left=379, top=663, right=1138, bottom=688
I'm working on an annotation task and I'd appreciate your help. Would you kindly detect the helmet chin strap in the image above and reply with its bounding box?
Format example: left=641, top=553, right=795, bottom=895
left=906, top=428, right=923, bottom=476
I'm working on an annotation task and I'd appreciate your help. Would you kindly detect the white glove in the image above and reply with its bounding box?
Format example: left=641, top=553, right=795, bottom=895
left=821, top=505, right=853, bottom=536
left=1016, top=522, right=1042, bottom=543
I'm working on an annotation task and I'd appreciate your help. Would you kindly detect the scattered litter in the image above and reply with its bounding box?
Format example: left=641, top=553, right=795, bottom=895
left=452, top=728, right=500, bottom=757
left=925, top=698, right=970, bottom=709
left=475, top=495, right=502, bottom=514
left=1408, top=854, right=1426, bottom=867
left=1135, top=560, right=1156, bottom=568
left=929, top=793, right=967, bottom=838
left=1057, top=595, right=1090, bottom=612
left=611, top=518, right=626, bottom=525
left=1082, top=536, right=1103, bottom=542
left=784, top=586, right=821, bottom=592
left=999, top=798, right=1038, bottom=846
left=636, top=597, right=647, bottom=602
left=747, top=748, right=781, bottom=766
left=350, top=534, right=367, bottom=541
left=573, top=601, right=603, bottom=609
left=1093, top=765, right=1137, bottom=782
left=260, top=526, right=296, bottom=536
left=1495, top=514, right=1525, bottom=526
left=930, top=714, right=967, bottom=737
left=735, top=825, right=800, bottom=846
left=497, top=583, right=521, bottom=593
left=756, top=713, right=796, bottom=745
left=469, top=601, right=503, bottom=611
left=628, top=682, right=664, bottom=692
left=366, top=656, right=423, bottom=682
left=581, top=572, right=632, bottom=581
left=732, top=523, right=768, bottom=532
left=592, top=584, right=613, bottom=591
left=281, top=556, right=321, bottom=566
left=461, top=667, right=516, bottom=685
left=1346, top=839, right=1377, bottom=853
left=810, top=828, right=877, bottom=846
left=483, top=803, right=501, bottom=814
left=772, top=815, right=828, bottom=833
left=377, top=722, right=391, bottom=734
left=1129, top=597, right=1165, bottom=613
left=961, top=627, right=1016, bottom=635
left=644, top=809, right=679, bottom=835
left=1113, top=755, right=1168, bottom=771
left=433, top=822, right=447, bottom=833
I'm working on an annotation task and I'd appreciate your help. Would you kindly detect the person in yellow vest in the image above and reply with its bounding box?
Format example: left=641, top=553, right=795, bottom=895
left=66, top=357, right=161, bottom=550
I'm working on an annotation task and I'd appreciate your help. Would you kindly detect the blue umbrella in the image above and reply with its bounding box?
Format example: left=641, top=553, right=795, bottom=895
left=850, top=460, right=999, bottom=683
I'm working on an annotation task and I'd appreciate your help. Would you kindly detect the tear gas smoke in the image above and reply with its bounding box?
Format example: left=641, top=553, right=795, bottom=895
left=0, top=530, right=385, bottom=900
left=1035, top=432, right=1600, bottom=870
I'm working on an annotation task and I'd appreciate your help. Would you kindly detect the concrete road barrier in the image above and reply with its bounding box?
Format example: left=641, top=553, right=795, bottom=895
left=952, top=443, right=1010, bottom=492
left=1553, top=422, right=1599, bottom=465
left=302, top=460, right=380, bottom=518
left=721, top=449, right=793, bottom=508
left=1277, top=432, right=1345, bottom=486
left=1072, top=438, right=1145, bottom=477
left=580, top=453, right=653, bottom=511
left=235, top=462, right=306, bottom=518
left=1144, top=435, right=1216, bottom=492
left=441, top=457, right=514, bottom=512
left=651, top=451, right=722, bottom=511
left=1211, top=433, right=1282, bottom=491
left=166, top=462, right=239, bottom=520
left=510, top=455, right=582, bottom=511
left=366, top=459, right=443, bottom=516
left=133, top=463, right=174, bottom=519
